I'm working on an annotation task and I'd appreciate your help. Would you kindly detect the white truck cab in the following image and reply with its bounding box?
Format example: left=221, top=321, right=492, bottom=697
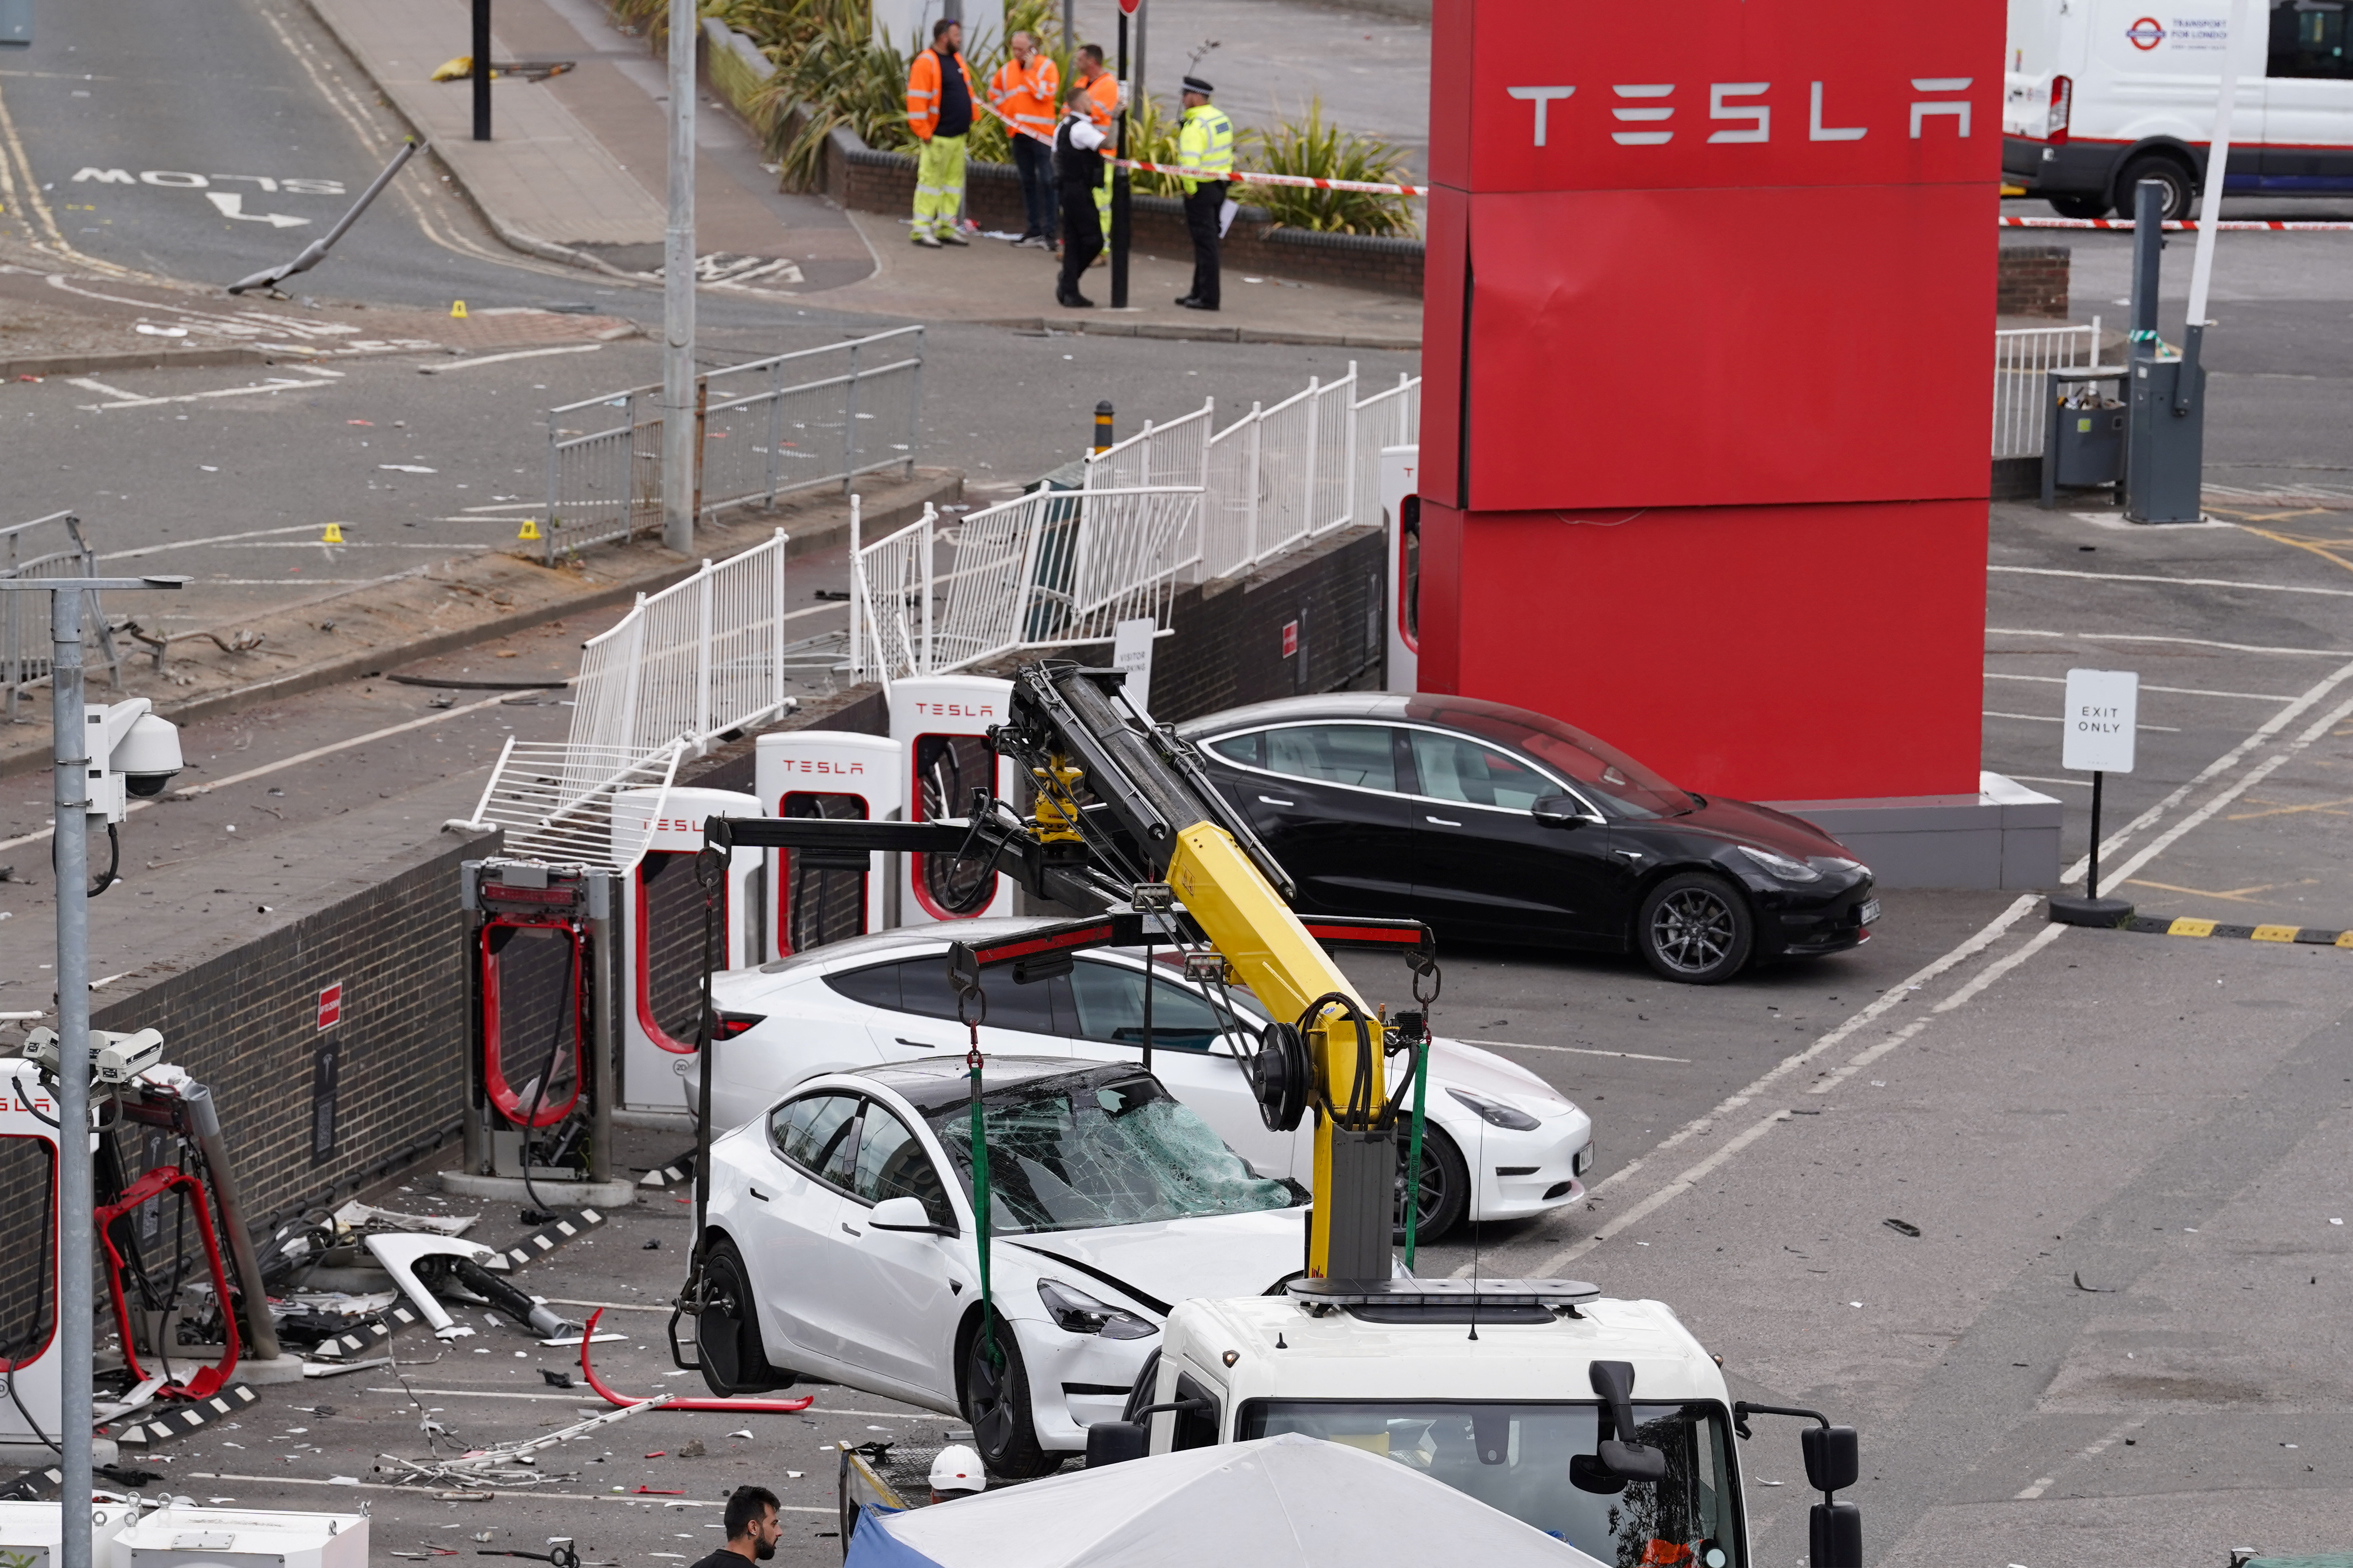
left=2004, top=0, right=2353, bottom=220
left=1086, top=1279, right=1862, bottom=1568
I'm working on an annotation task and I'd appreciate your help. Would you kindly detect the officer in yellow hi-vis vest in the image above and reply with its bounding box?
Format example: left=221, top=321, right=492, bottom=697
left=1174, top=76, right=1234, bottom=310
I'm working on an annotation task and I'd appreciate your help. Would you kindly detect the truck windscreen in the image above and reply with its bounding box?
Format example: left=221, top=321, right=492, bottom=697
left=1236, top=1399, right=1742, bottom=1568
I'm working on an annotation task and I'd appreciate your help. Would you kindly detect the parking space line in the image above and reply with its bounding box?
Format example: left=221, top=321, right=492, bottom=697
left=1986, top=710, right=2181, bottom=732
left=2125, top=876, right=2321, bottom=903
left=1988, top=628, right=2353, bottom=658
left=1989, top=564, right=2353, bottom=599
left=1459, top=1039, right=1690, bottom=1064
left=2013, top=1419, right=2143, bottom=1500
left=1985, top=672, right=2295, bottom=703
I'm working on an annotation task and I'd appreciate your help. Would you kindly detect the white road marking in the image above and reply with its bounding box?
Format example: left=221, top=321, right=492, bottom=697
left=1988, top=627, right=2353, bottom=658
left=1984, top=671, right=2294, bottom=703
left=1991, top=563, right=2353, bottom=598
left=418, top=344, right=604, bottom=374
left=0, top=693, right=516, bottom=855
left=1986, top=710, right=2181, bottom=732
left=72, top=376, right=317, bottom=410
left=2067, top=511, right=2237, bottom=531
left=1513, top=652, right=2353, bottom=1276
left=1460, top=1039, right=1691, bottom=1064
left=101, top=523, right=370, bottom=560
left=2014, top=1419, right=2144, bottom=1500
left=205, top=191, right=309, bottom=228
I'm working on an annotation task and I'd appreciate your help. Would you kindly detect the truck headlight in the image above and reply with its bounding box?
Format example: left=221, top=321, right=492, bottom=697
left=1037, top=1279, right=1156, bottom=1340
left=1446, top=1088, right=1541, bottom=1131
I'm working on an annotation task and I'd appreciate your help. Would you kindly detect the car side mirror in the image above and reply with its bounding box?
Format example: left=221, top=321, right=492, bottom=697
left=1802, top=1424, right=1859, bottom=1494
left=1532, top=795, right=1587, bottom=829
left=867, top=1195, right=955, bottom=1235
left=1085, top=1419, right=1148, bottom=1467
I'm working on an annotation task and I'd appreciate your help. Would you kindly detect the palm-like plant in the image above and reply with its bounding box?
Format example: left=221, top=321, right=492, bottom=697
left=1253, top=97, right=1417, bottom=238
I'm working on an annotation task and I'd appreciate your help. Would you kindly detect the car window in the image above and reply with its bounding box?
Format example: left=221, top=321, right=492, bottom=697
left=1206, top=731, right=1263, bottom=768
left=1263, top=724, right=1398, bottom=791
left=852, top=1102, right=957, bottom=1227
left=769, top=1091, right=861, bottom=1191
left=1408, top=731, right=1553, bottom=812
left=1067, top=958, right=1235, bottom=1052
left=825, top=961, right=901, bottom=1010
left=897, top=956, right=1067, bottom=1034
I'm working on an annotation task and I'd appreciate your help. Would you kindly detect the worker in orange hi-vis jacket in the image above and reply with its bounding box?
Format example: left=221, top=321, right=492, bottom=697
left=989, top=31, right=1060, bottom=248
left=904, top=17, right=978, bottom=248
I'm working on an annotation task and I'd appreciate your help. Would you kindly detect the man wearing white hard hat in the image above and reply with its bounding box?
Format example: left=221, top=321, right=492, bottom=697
left=928, top=1444, right=986, bottom=1504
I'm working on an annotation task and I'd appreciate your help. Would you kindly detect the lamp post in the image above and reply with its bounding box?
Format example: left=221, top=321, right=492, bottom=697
left=0, top=575, right=184, bottom=1568
left=662, top=0, right=698, bottom=554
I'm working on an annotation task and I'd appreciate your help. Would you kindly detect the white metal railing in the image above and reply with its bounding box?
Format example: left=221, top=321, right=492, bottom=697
left=465, top=738, right=685, bottom=871
left=1083, top=369, right=1422, bottom=585
left=0, top=511, right=121, bottom=720
left=567, top=529, right=795, bottom=761
left=543, top=327, right=922, bottom=560
left=850, top=487, right=1204, bottom=688
left=1994, top=319, right=2104, bottom=460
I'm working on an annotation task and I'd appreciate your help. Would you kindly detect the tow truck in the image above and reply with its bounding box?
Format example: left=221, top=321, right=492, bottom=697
left=694, top=662, right=1864, bottom=1568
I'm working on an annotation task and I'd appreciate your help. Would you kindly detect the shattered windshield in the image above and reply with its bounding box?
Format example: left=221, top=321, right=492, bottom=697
left=926, top=1070, right=1295, bottom=1235
left=1237, top=1399, right=1743, bottom=1568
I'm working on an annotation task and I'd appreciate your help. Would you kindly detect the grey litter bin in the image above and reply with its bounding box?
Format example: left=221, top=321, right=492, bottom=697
left=2041, top=366, right=2127, bottom=509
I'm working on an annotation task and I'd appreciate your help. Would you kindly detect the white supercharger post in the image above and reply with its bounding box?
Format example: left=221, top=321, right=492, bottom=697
left=1379, top=445, right=1420, bottom=693
left=754, top=731, right=904, bottom=956
left=888, top=675, right=1016, bottom=924
left=614, top=786, right=764, bottom=1121
left=0, top=1058, right=62, bottom=1463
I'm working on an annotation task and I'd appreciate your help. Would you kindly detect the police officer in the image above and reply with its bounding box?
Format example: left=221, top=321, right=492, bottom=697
left=1174, top=76, right=1234, bottom=311
left=1054, top=84, right=1109, bottom=307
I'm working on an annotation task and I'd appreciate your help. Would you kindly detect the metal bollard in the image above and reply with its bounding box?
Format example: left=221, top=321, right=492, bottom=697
left=1093, top=400, right=1114, bottom=456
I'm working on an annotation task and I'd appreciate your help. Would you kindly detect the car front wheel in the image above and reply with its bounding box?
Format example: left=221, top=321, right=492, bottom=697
left=696, top=1238, right=795, bottom=1396
left=1637, top=872, right=1754, bottom=984
left=1394, top=1124, right=1469, bottom=1241
left=963, top=1314, right=1059, bottom=1479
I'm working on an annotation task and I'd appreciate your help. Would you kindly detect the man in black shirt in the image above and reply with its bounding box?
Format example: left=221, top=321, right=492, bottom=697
left=688, top=1485, right=780, bottom=1568
left=1053, top=84, right=1108, bottom=307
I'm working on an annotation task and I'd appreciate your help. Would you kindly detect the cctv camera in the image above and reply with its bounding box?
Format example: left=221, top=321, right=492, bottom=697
left=113, top=712, right=183, bottom=797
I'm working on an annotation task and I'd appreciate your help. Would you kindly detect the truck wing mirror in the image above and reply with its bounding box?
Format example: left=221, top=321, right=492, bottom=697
left=1802, top=1424, right=1859, bottom=1494
left=1588, top=1360, right=1668, bottom=1482
left=1086, top=1419, right=1148, bottom=1467
left=1809, top=1501, right=1862, bottom=1568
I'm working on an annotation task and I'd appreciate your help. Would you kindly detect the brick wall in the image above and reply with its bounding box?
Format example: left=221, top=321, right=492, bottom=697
left=830, top=134, right=1424, bottom=300
left=1998, top=245, right=2071, bottom=319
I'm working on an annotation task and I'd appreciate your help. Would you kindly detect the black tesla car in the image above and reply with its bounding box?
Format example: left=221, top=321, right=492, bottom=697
left=1178, top=693, right=1877, bottom=984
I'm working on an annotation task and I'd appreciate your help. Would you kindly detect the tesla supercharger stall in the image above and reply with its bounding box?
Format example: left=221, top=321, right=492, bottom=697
left=754, top=731, right=903, bottom=960
left=0, top=1059, right=60, bottom=1456
left=888, top=675, right=1016, bottom=924
left=615, top=787, right=764, bottom=1121
left=1381, top=445, right=1420, bottom=694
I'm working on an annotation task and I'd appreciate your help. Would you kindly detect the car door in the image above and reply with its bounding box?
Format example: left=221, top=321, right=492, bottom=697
left=750, top=1091, right=863, bottom=1364
left=1403, top=727, right=1629, bottom=943
left=1062, top=955, right=1299, bottom=1179
left=832, top=1098, right=967, bottom=1399
left=1203, top=724, right=1418, bottom=916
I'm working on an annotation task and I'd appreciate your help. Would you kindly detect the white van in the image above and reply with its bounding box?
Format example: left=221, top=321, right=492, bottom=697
left=2003, top=0, right=2353, bottom=219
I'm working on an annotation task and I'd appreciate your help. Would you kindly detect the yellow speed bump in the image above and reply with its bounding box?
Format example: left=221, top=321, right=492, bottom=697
left=2251, top=924, right=2299, bottom=942
left=2167, top=917, right=2217, bottom=937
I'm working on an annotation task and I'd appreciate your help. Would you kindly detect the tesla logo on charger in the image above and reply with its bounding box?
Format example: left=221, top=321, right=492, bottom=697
left=649, top=816, right=709, bottom=835
left=776, top=759, right=866, bottom=775
left=1505, top=77, right=1974, bottom=147
left=911, top=701, right=996, bottom=719
left=2126, top=16, right=2166, bottom=48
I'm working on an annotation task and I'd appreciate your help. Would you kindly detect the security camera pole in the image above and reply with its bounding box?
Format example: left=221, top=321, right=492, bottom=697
left=0, top=574, right=185, bottom=1568
left=661, top=0, right=698, bottom=555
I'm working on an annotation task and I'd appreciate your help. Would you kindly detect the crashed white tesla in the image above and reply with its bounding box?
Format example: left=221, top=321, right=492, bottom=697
left=699, top=918, right=1596, bottom=1236
left=697, top=1057, right=1305, bottom=1475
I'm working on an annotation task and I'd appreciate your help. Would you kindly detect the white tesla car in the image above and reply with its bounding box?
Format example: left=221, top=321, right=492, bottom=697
left=699, top=917, right=1594, bottom=1236
left=699, top=1057, right=1307, bottom=1476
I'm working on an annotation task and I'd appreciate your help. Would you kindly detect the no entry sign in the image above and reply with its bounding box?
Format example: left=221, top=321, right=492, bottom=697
left=318, top=981, right=344, bottom=1030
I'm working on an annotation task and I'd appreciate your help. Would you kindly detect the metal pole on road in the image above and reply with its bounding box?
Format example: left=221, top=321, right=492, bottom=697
left=471, top=0, right=492, bottom=141
left=0, top=575, right=184, bottom=1568
left=662, top=0, right=698, bottom=555
left=1110, top=5, right=1132, bottom=309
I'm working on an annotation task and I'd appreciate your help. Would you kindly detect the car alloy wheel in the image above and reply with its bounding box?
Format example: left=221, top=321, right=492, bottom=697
left=1392, top=1125, right=1468, bottom=1241
left=696, top=1238, right=794, bottom=1396
left=962, top=1313, right=1058, bottom=1478
left=1637, top=872, right=1754, bottom=985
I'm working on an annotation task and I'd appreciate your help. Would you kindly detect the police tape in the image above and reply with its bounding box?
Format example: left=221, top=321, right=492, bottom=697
left=2001, top=215, right=2353, bottom=231
left=974, top=99, right=1428, bottom=196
